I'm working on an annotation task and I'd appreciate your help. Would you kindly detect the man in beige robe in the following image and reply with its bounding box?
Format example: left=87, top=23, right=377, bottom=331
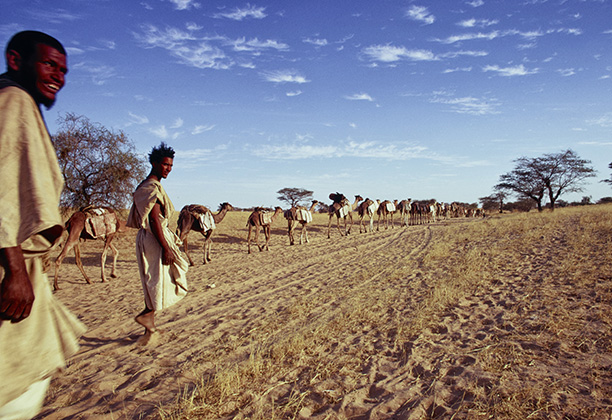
left=0, top=31, right=86, bottom=419
left=127, top=142, right=188, bottom=343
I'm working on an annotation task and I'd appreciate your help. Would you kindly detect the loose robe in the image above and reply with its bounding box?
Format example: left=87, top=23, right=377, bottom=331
left=0, top=82, right=86, bottom=408
left=127, top=178, right=188, bottom=310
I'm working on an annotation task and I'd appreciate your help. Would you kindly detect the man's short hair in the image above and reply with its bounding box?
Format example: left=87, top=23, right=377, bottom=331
left=149, top=142, right=175, bottom=164
left=5, top=31, right=66, bottom=70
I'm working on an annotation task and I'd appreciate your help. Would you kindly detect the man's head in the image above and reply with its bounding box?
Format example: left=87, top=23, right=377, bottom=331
left=4, top=31, right=67, bottom=108
left=149, top=142, right=175, bottom=180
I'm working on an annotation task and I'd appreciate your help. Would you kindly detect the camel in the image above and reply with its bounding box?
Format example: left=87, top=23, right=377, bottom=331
left=327, top=193, right=363, bottom=238
left=284, top=200, right=319, bottom=245
left=357, top=198, right=378, bottom=233
left=397, top=199, right=412, bottom=227
left=246, top=206, right=283, bottom=254
left=176, top=202, right=233, bottom=266
left=53, top=207, right=121, bottom=291
left=377, top=199, right=397, bottom=230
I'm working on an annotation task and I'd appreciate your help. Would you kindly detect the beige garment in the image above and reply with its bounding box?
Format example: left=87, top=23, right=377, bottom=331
left=0, top=85, right=87, bottom=408
left=127, top=178, right=188, bottom=311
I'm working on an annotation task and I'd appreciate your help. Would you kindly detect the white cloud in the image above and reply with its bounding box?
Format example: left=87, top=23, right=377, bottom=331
left=431, top=95, right=501, bottom=115
left=72, top=62, right=117, bottom=85
left=362, top=45, right=437, bottom=62
left=345, top=93, right=374, bottom=102
left=442, top=66, right=473, bottom=73
left=215, top=4, right=266, bottom=20
left=405, top=5, right=435, bottom=25
left=557, top=68, right=576, bottom=77
left=228, top=37, right=289, bottom=52
left=303, top=37, right=328, bottom=47
left=171, top=118, right=184, bottom=129
left=457, top=18, right=498, bottom=28
left=466, top=0, right=484, bottom=6
left=168, top=0, right=200, bottom=10
left=587, top=114, right=612, bottom=127
left=261, top=70, right=309, bottom=84
left=151, top=125, right=169, bottom=139
left=251, top=140, right=433, bottom=161
left=192, top=124, right=215, bottom=134
left=127, top=112, right=149, bottom=125
left=286, top=90, right=303, bottom=97
left=483, top=64, right=538, bottom=76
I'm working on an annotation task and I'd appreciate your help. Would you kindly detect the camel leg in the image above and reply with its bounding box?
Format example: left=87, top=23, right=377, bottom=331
left=203, top=231, right=213, bottom=264
left=347, top=214, right=353, bottom=235
left=183, top=236, right=195, bottom=266
left=73, top=244, right=92, bottom=284
left=100, top=237, right=110, bottom=282
left=256, top=226, right=264, bottom=252
left=301, top=222, right=308, bottom=244
left=327, top=215, right=333, bottom=239
left=336, top=215, right=344, bottom=237
left=247, top=225, right=253, bottom=254
left=109, top=241, right=119, bottom=278
left=54, top=231, right=85, bottom=290
left=287, top=220, right=295, bottom=245
left=263, top=226, right=270, bottom=251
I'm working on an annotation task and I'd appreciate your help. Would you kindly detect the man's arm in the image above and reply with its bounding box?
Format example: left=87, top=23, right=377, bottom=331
left=149, top=202, right=175, bottom=266
left=0, top=246, right=34, bottom=322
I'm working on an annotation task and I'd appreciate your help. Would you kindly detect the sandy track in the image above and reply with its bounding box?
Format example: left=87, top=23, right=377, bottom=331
left=35, top=211, right=612, bottom=419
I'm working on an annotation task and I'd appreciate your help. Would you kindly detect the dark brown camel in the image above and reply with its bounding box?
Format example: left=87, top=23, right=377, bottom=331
left=53, top=207, right=121, bottom=291
left=284, top=200, right=319, bottom=245
left=246, top=206, right=283, bottom=254
left=176, top=202, right=233, bottom=266
left=327, top=193, right=363, bottom=238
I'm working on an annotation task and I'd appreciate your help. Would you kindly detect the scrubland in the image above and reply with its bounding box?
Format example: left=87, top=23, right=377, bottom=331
left=37, top=204, right=612, bottom=419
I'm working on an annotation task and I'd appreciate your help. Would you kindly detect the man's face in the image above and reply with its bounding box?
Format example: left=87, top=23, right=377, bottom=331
left=152, top=157, right=173, bottom=179
left=23, top=43, right=67, bottom=108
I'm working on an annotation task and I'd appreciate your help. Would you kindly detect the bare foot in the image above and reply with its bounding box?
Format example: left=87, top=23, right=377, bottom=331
left=135, top=309, right=156, bottom=334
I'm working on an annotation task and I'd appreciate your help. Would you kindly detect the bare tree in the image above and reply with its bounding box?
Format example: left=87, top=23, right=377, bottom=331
left=496, top=149, right=595, bottom=211
left=53, top=113, right=147, bottom=210
left=277, top=187, right=314, bottom=207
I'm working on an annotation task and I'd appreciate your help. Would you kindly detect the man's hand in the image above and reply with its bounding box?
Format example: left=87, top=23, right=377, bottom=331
left=161, top=246, right=176, bottom=266
left=0, top=247, right=34, bottom=323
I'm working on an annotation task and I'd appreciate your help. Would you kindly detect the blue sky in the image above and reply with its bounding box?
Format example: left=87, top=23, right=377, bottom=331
left=3, top=0, right=612, bottom=209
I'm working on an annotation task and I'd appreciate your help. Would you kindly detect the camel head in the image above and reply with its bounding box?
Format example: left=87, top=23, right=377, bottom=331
left=219, top=202, right=234, bottom=211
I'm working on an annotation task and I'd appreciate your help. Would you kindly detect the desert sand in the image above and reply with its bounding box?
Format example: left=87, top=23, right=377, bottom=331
left=35, top=206, right=612, bottom=419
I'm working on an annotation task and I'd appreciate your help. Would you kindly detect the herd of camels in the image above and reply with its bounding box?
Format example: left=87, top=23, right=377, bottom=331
left=52, top=194, right=484, bottom=290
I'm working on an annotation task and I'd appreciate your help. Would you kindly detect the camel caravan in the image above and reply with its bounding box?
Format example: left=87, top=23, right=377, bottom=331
left=53, top=194, right=484, bottom=286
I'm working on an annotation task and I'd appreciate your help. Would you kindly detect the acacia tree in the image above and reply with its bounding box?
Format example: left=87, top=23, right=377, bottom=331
left=277, top=187, right=314, bottom=207
left=496, top=149, right=595, bottom=211
left=53, top=113, right=147, bottom=210
left=479, top=188, right=508, bottom=213
left=602, top=162, right=612, bottom=185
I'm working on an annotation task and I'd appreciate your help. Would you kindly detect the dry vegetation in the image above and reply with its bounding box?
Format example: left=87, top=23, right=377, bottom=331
left=37, top=204, right=612, bottom=420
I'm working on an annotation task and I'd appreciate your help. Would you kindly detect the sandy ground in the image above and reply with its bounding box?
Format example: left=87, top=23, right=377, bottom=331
left=33, top=211, right=612, bottom=419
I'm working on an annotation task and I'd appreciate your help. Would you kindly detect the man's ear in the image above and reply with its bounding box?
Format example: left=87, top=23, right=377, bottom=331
left=6, top=49, right=22, bottom=72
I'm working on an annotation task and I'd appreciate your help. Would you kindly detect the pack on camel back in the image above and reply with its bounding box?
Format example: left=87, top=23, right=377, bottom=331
left=187, top=204, right=216, bottom=232
left=81, top=206, right=119, bottom=239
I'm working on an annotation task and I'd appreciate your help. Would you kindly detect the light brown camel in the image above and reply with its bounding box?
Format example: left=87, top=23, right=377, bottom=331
left=377, top=199, right=397, bottom=230
left=284, top=200, right=319, bottom=245
left=246, top=206, right=283, bottom=254
left=397, top=199, right=412, bottom=227
left=357, top=198, right=377, bottom=233
left=53, top=207, right=121, bottom=291
left=327, top=193, right=363, bottom=238
left=176, top=202, right=233, bottom=266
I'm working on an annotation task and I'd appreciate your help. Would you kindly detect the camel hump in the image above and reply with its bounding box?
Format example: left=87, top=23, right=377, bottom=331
left=186, top=204, right=209, bottom=214
left=329, top=192, right=346, bottom=203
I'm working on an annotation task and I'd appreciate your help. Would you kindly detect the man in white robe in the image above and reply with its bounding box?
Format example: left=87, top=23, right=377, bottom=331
left=0, top=31, right=86, bottom=420
left=127, top=142, right=188, bottom=344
